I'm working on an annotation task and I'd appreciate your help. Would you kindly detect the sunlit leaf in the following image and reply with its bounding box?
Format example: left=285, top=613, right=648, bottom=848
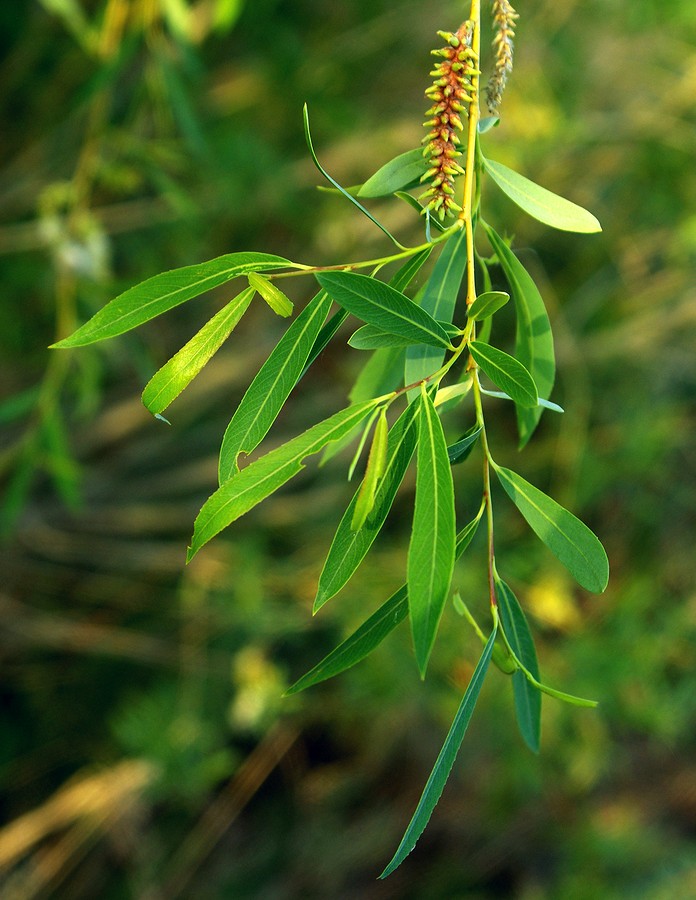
left=247, top=272, right=293, bottom=317
left=188, top=400, right=379, bottom=560
left=408, top=388, right=456, bottom=677
left=52, top=252, right=293, bottom=347
left=357, top=148, right=429, bottom=198
left=316, top=271, right=452, bottom=348
left=469, top=341, right=538, bottom=408
left=467, top=290, right=510, bottom=321
left=379, top=627, right=496, bottom=878
left=218, top=291, right=332, bottom=481
left=348, top=325, right=421, bottom=350
left=351, top=408, right=389, bottom=531
left=494, top=465, right=609, bottom=593
left=483, top=158, right=602, bottom=233
left=496, top=577, right=541, bottom=753
left=141, top=287, right=253, bottom=416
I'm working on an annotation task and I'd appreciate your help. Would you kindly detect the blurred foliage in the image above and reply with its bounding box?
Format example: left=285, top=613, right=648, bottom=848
left=0, top=0, right=695, bottom=897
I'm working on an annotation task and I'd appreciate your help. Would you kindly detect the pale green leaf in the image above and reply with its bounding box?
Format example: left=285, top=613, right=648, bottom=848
left=484, top=225, right=555, bottom=446
left=248, top=272, right=293, bottom=317
left=351, top=408, right=389, bottom=531
left=496, top=577, right=541, bottom=753
left=469, top=341, right=538, bottom=408
left=188, top=400, right=379, bottom=560
left=379, top=627, right=496, bottom=878
left=142, top=286, right=254, bottom=416
left=467, top=290, right=510, bottom=321
left=316, top=271, right=452, bottom=349
left=52, top=252, right=292, bottom=348
left=218, top=291, right=332, bottom=481
left=483, top=158, right=602, bottom=233
left=494, top=465, right=609, bottom=593
left=357, top=148, right=428, bottom=198
left=408, top=388, right=456, bottom=677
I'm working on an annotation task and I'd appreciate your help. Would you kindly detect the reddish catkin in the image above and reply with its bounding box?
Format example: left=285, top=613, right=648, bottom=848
left=486, top=0, right=519, bottom=113
left=419, top=22, right=479, bottom=221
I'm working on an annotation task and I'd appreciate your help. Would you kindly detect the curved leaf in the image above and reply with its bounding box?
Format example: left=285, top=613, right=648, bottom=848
left=348, top=325, right=420, bottom=350
left=483, top=158, right=602, bottom=233
left=351, top=408, right=389, bottom=531
left=469, top=341, right=538, bottom=408
left=494, top=465, right=609, bottom=593
left=52, top=252, right=292, bottom=348
left=467, top=290, right=510, bottom=321
left=357, top=148, right=428, bottom=198
left=142, top=286, right=254, bottom=416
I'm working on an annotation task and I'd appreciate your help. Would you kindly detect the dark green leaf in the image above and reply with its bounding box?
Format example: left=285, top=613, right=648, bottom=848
left=142, top=287, right=254, bottom=416
left=469, top=341, right=538, bottom=408
left=467, top=290, right=510, bottom=321
left=483, top=225, right=555, bottom=446
left=447, top=424, right=482, bottom=465
left=316, top=271, right=452, bottom=349
left=357, top=148, right=428, bottom=198
left=379, top=627, right=496, bottom=878
left=52, top=252, right=292, bottom=347
left=483, top=157, right=602, bottom=233
left=218, top=291, right=332, bottom=481
left=188, top=400, right=379, bottom=560
left=348, top=325, right=421, bottom=350
left=408, top=389, right=456, bottom=677
left=314, top=401, right=419, bottom=611
left=494, top=465, right=609, bottom=593
left=496, top=578, right=541, bottom=753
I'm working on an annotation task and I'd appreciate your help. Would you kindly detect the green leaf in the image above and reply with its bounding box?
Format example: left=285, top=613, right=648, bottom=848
left=188, top=400, right=379, bottom=560
left=379, top=627, right=496, bottom=879
left=394, top=191, right=447, bottom=232
left=408, top=388, right=456, bottom=677
left=351, top=408, right=389, bottom=531
left=316, top=271, right=452, bottom=349
left=494, top=465, right=609, bottom=593
left=357, top=148, right=429, bottom=198
left=479, top=388, right=564, bottom=413
left=496, top=578, right=541, bottom=753
left=247, top=272, right=293, bottom=317
left=348, top=325, right=421, bottom=350
left=303, top=104, right=403, bottom=248
left=218, top=291, right=332, bottom=481
left=469, top=341, right=538, bottom=408
left=314, top=401, right=419, bottom=611
left=405, top=228, right=467, bottom=398
left=467, top=290, right=510, bottom=321
left=51, top=252, right=293, bottom=348
left=286, top=588, right=409, bottom=695
left=141, top=287, right=254, bottom=416
left=483, top=158, right=602, bottom=233
left=447, top=424, right=482, bottom=465
left=484, top=225, right=555, bottom=446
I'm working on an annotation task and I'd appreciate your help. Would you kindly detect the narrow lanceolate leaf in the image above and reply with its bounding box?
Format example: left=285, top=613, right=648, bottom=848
left=141, top=287, right=254, bottom=416
left=357, top=148, right=429, bottom=198
left=286, top=588, right=409, bottom=695
left=188, top=400, right=378, bottom=560
left=316, top=271, right=452, bottom=349
left=247, top=272, right=293, bottom=317
left=405, top=228, right=467, bottom=398
left=287, top=511, right=484, bottom=693
left=351, top=409, right=389, bottom=531
left=379, top=628, right=497, bottom=879
left=348, top=325, right=421, bottom=350
left=483, top=158, right=602, bottom=234
left=447, top=424, right=482, bottom=465
left=469, top=341, right=538, bottom=408
left=218, top=291, right=332, bottom=481
left=467, top=290, right=510, bottom=321
left=484, top=225, right=555, bottom=446
left=52, top=252, right=293, bottom=348
left=408, top=389, right=456, bottom=677
left=496, top=578, right=541, bottom=753
left=494, top=466, right=609, bottom=593
left=314, top=401, right=419, bottom=611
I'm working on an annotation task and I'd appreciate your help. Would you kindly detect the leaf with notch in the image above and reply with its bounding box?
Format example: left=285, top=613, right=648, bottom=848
left=469, top=341, right=538, bottom=408
left=52, top=252, right=293, bottom=348
left=316, top=271, right=452, bottom=349
left=218, top=291, right=332, bottom=481
left=357, top=148, right=428, bottom=198
left=483, top=158, right=602, bottom=233
left=408, top=388, right=456, bottom=677
left=142, top=286, right=254, bottom=416
left=494, top=465, right=609, bottom=593
left=496, top=577, right=541, bottom=753
left=379, top=626, right=496, bottom=878
left=188, top=400, right=379, bottom=560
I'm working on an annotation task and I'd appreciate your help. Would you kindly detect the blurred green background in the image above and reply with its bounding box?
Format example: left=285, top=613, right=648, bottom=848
left=1, top=1, right=695, bottom=897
